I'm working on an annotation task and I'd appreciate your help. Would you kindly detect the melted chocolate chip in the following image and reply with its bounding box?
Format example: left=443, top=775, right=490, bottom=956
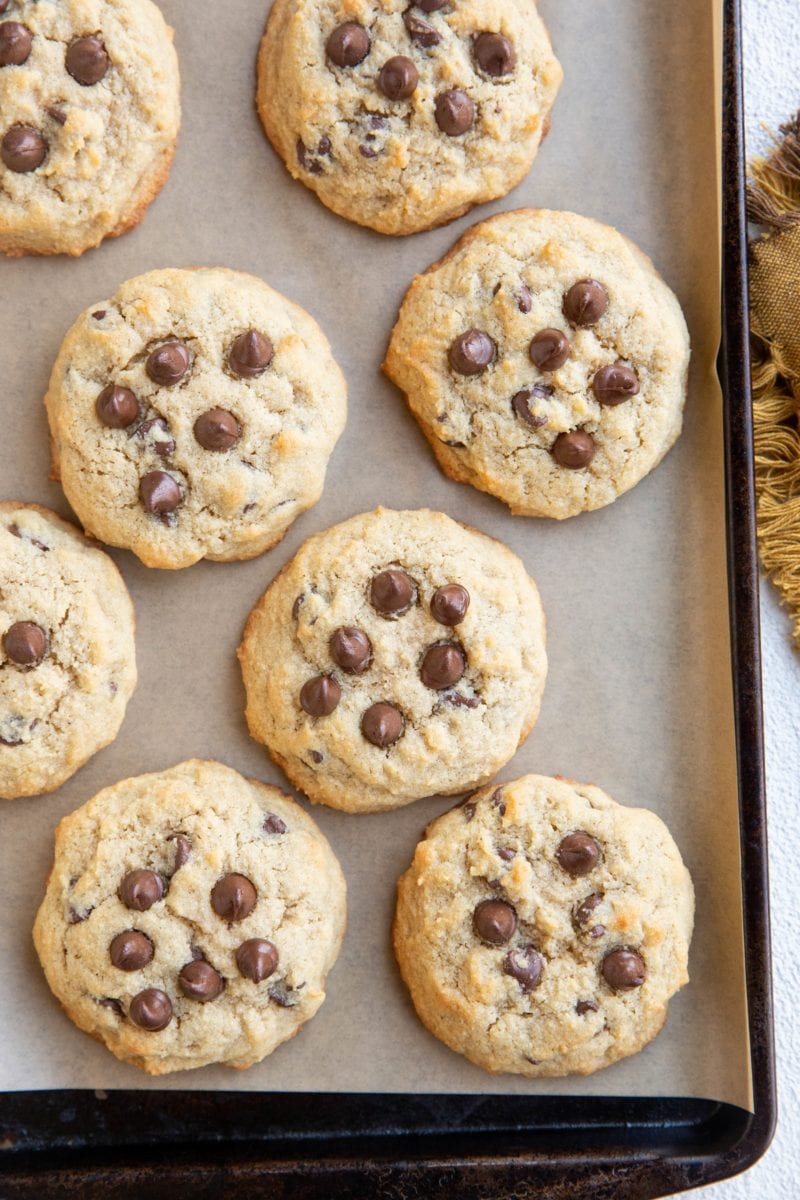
left=300, top=674, right=341, bottom=716
left=403, top=10, right=440, bottom=46
left=361, top=702, right=404, bottom=747
left=229, top=329, right=273, bottom=378
left=449, top=329, right=495, bottom=375
left=474, top=32, right=516, bottom=76
left=512, top=389, right=548, bottom=429
left=576, top=999, right=599, bottom=1015
left=109, top=930, right=154, bottom=971
left=593, top=363, right=640, bottom=406
left=268, top=980, right=301, bottom=1007
left=179, top=959, right=224, bottom=1002
left=169, top=834, right=191, bottom=871
left=210, top=873, right=257, bottom=923
left=552, top=430, right=595, bottom=469
left=563, top=279, right=609, bottom=327
left=473, top=898, right=517, bottom=945
left=326, top=21, right=370, bottom=66
left=601, top=947, right=646, bottom=990
left=139, top=470, right=181, bottom=514
left=503, top=944, right=543, bottom=992
left=556, top=831, right=601, bottom=876
left=529, top=328, right=570, bottom=371
left=517, top=285, right=533, bottom=313
left=420, top=643, right=465, bottom=690
left=573, top=892, right=603, bottom=930
left=118, top=869, right=164, bottom=912
left=371, top=568, right=416, bottom=615
left=330, top=626, right=372, bottom=674
left=129, top=988, right=172, bottom=1031
left=430, top=583, right=470, bottom=626
left=65, top=35, right=109, bottom=85
left=435, top=90, right=475, bottom=136
left=1, top=125, right=46, bottom=172
left=0, top=21, right=32, bottom=66
left=96, top=384, right=138, bottom=429
left=379, top=55, right=418, bottom=99
left=146, top=342, right=191, bottom=386
left=97, top=997, right=123, bottom=1015
left=263, top=813, right=288, bottom=835
left=3, top=621, right=47, bottom=666
left=194, top=408, right=241, bottom=450
left=47, top=105, right=67, bottom=125
left=497, top=846, right=515, bottom=861
left=236, top=938, right=279, bottom=982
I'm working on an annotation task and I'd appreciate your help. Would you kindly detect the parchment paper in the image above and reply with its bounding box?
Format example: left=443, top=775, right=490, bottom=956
left=0, top=0, right=753, bottom=1110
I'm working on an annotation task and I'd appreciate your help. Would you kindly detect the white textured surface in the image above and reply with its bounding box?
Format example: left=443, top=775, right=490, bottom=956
left=670, top=2, right=800, bottom=1195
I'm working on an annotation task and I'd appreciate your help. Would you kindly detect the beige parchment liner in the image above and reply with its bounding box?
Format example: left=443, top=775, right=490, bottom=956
left=0, top=0, right=752, bottom=1109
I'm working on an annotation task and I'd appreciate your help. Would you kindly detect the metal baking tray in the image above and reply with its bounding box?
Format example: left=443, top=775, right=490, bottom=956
left=0, top=0, right=776, bottom=1194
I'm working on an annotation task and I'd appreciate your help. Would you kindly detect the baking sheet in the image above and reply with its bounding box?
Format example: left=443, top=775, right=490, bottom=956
left=0, top=0, right=752, bottom=1109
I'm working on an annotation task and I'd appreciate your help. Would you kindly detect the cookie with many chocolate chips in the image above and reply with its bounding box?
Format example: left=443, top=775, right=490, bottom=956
left=0, top=0, right=180, bottom=257
left=238, top=508, right=547, bottom=813
left=33, top=759, right=347, bottom=1074
left=394, top=774, right=694, bottom=1076
left=44, top=268, right=347, bottom=568
left=384, top=209, right=691, bottom=517
left=0, top=502, right=136, bottom=800
left=256, top=0, right=562, bottom=235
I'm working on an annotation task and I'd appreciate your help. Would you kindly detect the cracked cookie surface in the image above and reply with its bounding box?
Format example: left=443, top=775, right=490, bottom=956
left=238, top=507, right=547, bottom=813
left=44, top=268, right=348, bottom=569
left=384, top=209, right=691, bottom=517
left=394, top=773, right=694, bottom=1076
left=0, top=502, right=136, bottom=799
left=256, top=0, right=562, bottom=235
left=33, top=758, right=347, bottom=1074
left=0, top=0, right=180, bottom=257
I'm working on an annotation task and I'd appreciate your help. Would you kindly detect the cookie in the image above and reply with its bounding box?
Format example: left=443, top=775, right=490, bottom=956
left=0, top=502, right=136, bottom=800
left=256, top=0, right=562, bottom=236
left=238, top=508, right=547, bottom=813
left=33, top=759, right=347, bottom=1075
left=384, top=209, right=691, bottom=517
left=0, top=0, right=180, bottom=257
left=44, top=268, right=348, bottom=569
left=394, top=774, right=694, bottom=1077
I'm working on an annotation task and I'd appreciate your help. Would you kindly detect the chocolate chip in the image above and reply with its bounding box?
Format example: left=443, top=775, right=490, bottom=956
left=194, top=408, right=241, bottom=451
left=300, top=674, right=341, bottom=716
left=576, top=999, right=599, bottom=1015
left=96, top=384, right=138, bottom=429
left=8, top=524, right=49, bottom=552
left=326, top=21, right=370, bottom=67
left=552, top=430, right=595, bottom=469
left=512, top=390, right=548, bottom=429
left=1, top=125, right=46, bottom=172
left=530, top=328, right=570, bottom=371
left=371, top=568, right=416, bottom=615
left=449, top=329, right=495, bottom=375
left=132, top=417, right=175, bottom=458
left=91, top=310, right=107, bottom=320
left=68, top=906, right=88, bottom=925
left=435, top=90, right=475, bottom=136
left=420, top=643, right=465, bottom=690
left=503, top=944, right=543, bottom=991
left=98, top=997, right=123, bottom=1015
left=359, top=144, right=378, bottom=159
left=556, top=832, right=601, bottom=876
left=236, top=938, right=279, bottom=982
left=473, top=898, right=517, bottom=945
left=268, top=980, right=301, bottom=1007
left=0, top=3, right=11, bottom=14
left=463, top=800, right=477, bottom=821
left=474, top=32, right=515, bottom=76
left=263, top=813, right=288, bottom=835
left=66, top=35, right=109, bottom=85
left=593, top=363, right=640, bottom=406
left=47, top=106, right=67, bottom=125
left=0, top=21, right=31, bottom=66
left=146, top=341, right=191, bottom=386
left=229, top=329, right=273, bottom=378
left=379, top=55, right=418, bottom=99
left=118, top=869, right=164, bottom=912
left=179, top=959, right=224, bottom=1002
left=403, top=10, right=440, bottom=46
left=169, top=834, right=191, bottom=871
left=109, top=930, right=154, bottom=972
left=310, top=750, right=323, bottom=764
left=361, top=702, right=404, bottom=747
left=330, top=626, right=372, bottom=674
left=497, top=846, right=515, bottom=861
left=210, top=873, right=257, bottom=923
left=417, top=0, right=446, bottom=9
left=573, top=893, right=603, bottom=930
left=139, top=470, right=181, bottom=514
left=517, top=285, right=533, bottom=313
left=318, top=135, right=332, bottom=155
left=443, top=690, right=480, bottom=708
left=601, top=947, right=646, bottom=990
left=589, top=925, right=605, bottom=939
left=430, top=584, right=470, bottom=626
left=563, top=279, right=609, bottom=327
left=492, top=788, right=506, bottom=815
left=292, top=593, right=305, bottom=620
left=129, top=988, right=172, bottom=1031
left=3, top=621, right=47, bottom=666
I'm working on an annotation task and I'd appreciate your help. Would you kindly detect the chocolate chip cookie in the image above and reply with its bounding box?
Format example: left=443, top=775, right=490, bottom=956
left=0, top=0, right=180, bottom=256
left=0, top=502, right=136, bottom=799
left=33, top=759, right=347, bottom=1074
left=384, top=209, right=691, bottom=517
left=394, top=773, right=694, bottom=1076
left=44, top=268, right=348, bottom=569
left=256, top=0, right=562, bottom=235
left=238, top=508, right=547, bottom=813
